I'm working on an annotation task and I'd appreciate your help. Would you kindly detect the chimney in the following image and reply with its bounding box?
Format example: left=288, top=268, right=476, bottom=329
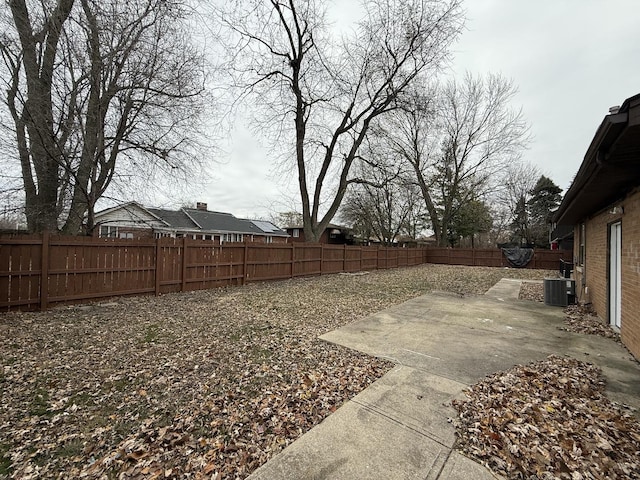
left=609, top=105, right=620, bottom=115
left=196, top=202, right=208, bottom=211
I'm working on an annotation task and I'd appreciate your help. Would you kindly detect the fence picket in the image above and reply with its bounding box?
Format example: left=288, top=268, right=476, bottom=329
left=0, top=234, right=572, bottom=311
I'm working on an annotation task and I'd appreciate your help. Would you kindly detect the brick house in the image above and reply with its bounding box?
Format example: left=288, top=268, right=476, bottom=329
left=553, top=93, right=640, bottom=360
left=285, top=224, right=354, bottom=244
left=94, top=202, right=289, bottom=244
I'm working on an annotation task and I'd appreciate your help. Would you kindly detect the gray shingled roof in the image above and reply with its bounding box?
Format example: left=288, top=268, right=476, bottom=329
left=136, top=206, right=288, bottom=236
left=183, top=209, right=263, bottom=234
left=147, top=208, right=199, bottom=230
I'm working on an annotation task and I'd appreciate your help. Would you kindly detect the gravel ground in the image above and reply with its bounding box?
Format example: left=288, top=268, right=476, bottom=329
left=0, top=265, right=555, bottom=479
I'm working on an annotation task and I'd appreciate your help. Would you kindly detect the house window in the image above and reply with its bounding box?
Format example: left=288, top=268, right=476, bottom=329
left=222, top=233, right=243, bottom=243
left=118, top=232, right=134, bottom=239
left=293, top=228, right=299, bottom=238
left=100, top=225, right=118, bottom=238
left=265, top=236, right=273, bottom=244
left=578, top=223, right=586, bottom=266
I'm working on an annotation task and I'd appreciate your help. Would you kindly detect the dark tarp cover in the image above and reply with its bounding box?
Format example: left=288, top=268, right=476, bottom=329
left=502, top=247, right=534, bottom=268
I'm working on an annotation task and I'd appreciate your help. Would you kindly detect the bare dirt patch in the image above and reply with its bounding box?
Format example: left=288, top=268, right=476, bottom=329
left=0, top=265, right=552, bottom=479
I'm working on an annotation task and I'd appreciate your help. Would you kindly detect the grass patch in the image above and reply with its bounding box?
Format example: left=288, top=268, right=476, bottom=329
left=143, top=324, right=161, bottom=343
left=250, top=346, right=273, bottom=361
left=28, top=387, right=51, bottom=417
left=69, top=391, right=95, bottom=407
left=56, top=438, right=84, bottom=459
left=0, top=442, right=12, bottom=476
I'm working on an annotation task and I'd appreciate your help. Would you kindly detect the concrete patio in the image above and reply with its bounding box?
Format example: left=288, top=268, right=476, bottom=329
left=248, top=279, right=640, bottom=480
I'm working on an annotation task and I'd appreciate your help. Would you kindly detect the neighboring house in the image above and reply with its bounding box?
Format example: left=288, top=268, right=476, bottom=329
left=549, top=224, right=574, bottom=251
left=286, top=224, right=354, bottom=244
left=353, top=235, right=437, bottom=247
left=94, top=202, right=288, bottom=244
left=553, top=93, right=640, bottom=361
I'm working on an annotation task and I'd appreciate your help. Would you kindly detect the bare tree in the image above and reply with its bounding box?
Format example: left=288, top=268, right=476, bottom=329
left=340, top=162, right=424, bottom=246
left=215, top=0, right=463, bottom=242
left=271, top=210, right=303, bottom=228
left=378, top=73, right=530, bottom=246
left=0, top=0, right=207, bottom=234
left=489, top=160, right=540, bottom=245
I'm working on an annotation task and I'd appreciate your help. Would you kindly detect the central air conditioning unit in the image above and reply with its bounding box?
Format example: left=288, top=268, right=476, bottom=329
left=544, top=278, right=576, bottom=307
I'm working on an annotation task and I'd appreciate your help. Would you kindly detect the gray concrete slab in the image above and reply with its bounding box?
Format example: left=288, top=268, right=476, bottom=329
left=438, top=451, right=500, bottom=480
left=350, top=366, right=465, bottom=448
left=484, top=277, right=523, bottom=301
left=248, top=388, right=453, bottom=480
left=248, top=279, right=640, bottom=480
left=322, top=290, right=640, bottom=407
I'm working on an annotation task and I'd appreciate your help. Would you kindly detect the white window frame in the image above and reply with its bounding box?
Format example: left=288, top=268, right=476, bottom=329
left=293, top=228, right=299, bottom=238
left=100, top=225, right=118, bottom=238
left=222, top=233, right=244, bottom=243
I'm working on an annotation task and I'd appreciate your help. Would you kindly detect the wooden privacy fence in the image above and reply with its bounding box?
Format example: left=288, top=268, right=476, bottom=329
left=424, top=247, right=569, bottom=270
left=0, top=234, right=571, bottom=311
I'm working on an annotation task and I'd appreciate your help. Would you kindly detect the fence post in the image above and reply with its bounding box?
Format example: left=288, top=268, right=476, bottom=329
left=181, top=237, right=188, bottom=291
left=40, top=231, right=50, bottom=310
left=242, top=241, right=249, bottom=285
left=343, top=244, right=347, bottom=272
left=155, top=238, right=161, bottom=296
left=291, top=243, right=295, bottom=278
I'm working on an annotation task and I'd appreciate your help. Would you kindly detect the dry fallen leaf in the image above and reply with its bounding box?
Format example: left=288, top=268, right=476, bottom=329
left=452, top=355, right=640, bottom=479
left=0, top=265, right=559, bottom=479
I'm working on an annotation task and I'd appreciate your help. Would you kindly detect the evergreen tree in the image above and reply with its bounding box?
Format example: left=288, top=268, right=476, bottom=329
left=509, top=195, right=530, bottom=246
left=527, top=175, right=562, bottom=248
left=448, top=199, right=493, bottom=247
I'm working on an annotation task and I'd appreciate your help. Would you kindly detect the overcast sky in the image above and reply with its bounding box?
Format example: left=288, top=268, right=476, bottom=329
left=195, top=0, right=640, bottom=220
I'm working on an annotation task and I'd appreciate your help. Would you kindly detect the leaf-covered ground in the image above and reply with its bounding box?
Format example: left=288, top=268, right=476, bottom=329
left=1, top=265, right=552, bottom=479
left=452, top=356, right=640, bottom=479
left=518, top=280, right=544, bottom=303
left=518, top=282, right=622, bottom=342
left=561, top=305, right=621, bottom=342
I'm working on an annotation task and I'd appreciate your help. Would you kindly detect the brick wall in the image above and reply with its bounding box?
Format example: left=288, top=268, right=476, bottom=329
left=576, top=189, right=640, bottom=360
left=621, top=190, right=640, bottom=359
